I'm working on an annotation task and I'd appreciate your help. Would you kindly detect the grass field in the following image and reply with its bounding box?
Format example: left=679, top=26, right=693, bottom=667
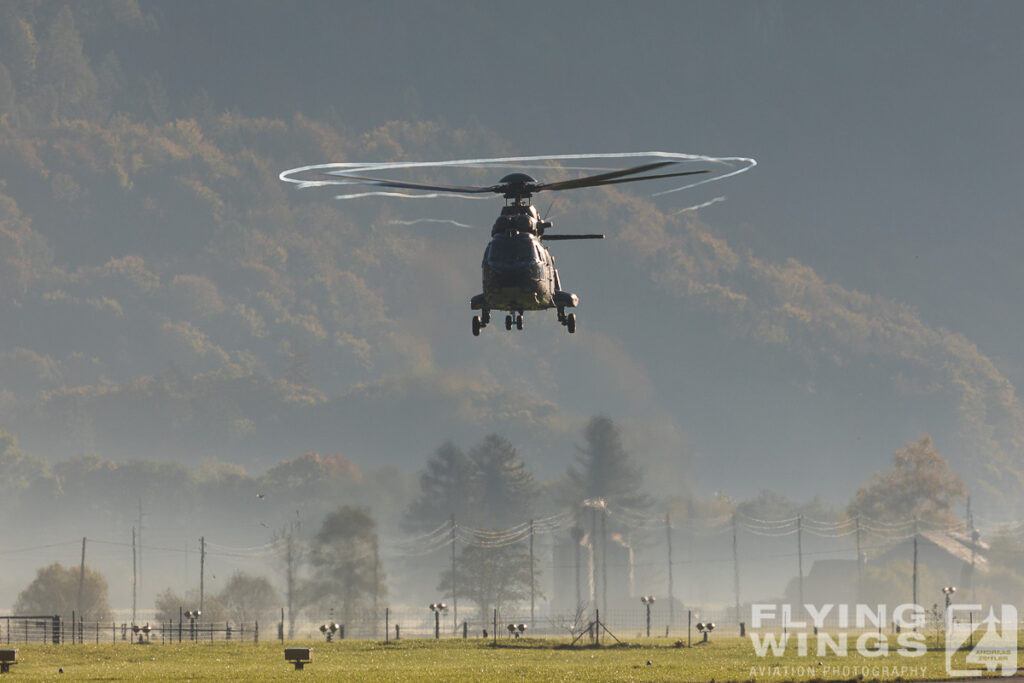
left=2, top=634, right=1020, bottom=681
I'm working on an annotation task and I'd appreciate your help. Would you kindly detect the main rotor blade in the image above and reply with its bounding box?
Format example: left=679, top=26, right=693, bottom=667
left=323, top=172, right=498, bottom=194
left=541, top=234, right=605, bottom=240
left=538, top=168, right=710, bottom=192
left=534, top=160, right=678, bottom=192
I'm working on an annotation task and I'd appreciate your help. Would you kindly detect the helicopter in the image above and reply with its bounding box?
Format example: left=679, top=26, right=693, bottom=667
left=325, top=161, right=708, bottom=336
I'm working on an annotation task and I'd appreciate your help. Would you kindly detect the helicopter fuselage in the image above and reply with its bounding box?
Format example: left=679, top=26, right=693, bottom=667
left=480, top=231, right=557, bottom=311
left=470, top=201, right=583, bottom=334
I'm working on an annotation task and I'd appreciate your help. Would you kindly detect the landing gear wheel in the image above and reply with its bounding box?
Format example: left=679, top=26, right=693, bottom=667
left=472, top=316, right=482, bottom=336
left=566, top=313, right=576, bottom=334
left=482, top=310, right=491, bottom=325
left=515, top=313, right=524, bottom=330
left=505, top=315, right=513, bottom=331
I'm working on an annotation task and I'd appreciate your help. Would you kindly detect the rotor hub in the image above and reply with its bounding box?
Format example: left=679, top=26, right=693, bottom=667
left=498, top=172, right=537, bottom=200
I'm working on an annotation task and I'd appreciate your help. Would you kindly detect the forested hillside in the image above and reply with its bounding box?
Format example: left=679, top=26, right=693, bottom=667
left=0, top=2, right=578, bottom=469
left=1, top=1, right=1023, bottom=516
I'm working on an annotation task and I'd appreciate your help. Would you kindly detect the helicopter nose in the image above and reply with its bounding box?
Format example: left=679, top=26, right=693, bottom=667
left=491, top=264, right=529, bottom=287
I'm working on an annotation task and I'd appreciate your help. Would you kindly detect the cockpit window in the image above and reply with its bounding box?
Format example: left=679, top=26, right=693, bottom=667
left=487, top=236, right=540, bottom=265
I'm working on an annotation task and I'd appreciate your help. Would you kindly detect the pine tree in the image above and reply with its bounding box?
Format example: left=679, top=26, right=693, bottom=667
left=563, top=416, right=651, bottom=512
left=402, top=441, right=478, bottom=533
left=469, top=434, right=538, bottom=528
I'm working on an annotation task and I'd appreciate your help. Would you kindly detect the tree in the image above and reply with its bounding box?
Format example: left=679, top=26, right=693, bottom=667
left=437, top=536, right=540, bottom=622
left=305, top=505, right=385, bottom=628
left=14, top=563, right=110, bottom=621
left=218, top=572, right=280, bottom=625
left=0, top=428, right=49, bottom=494
left=260, top=452, right=363, bottom=503
left=847, top=435, right=966, bottom=524
left=973, top=528, right=1024, bottom=607
left=154, top=588, right=226, bottom=625
left=402, top=441, right=478, bottom=533
left=38, top=7, right=98, bottom=119
left=562, top=416, right=651, bottom=512
left=0, top=63, right=14, bottom=113
left=469, top=434, right=538, bottom=528
left=737, top=489, right=837, bottom=521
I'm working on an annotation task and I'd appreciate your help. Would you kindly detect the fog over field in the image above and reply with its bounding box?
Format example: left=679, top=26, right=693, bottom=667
left=1, top=1, right=1022, bottom=624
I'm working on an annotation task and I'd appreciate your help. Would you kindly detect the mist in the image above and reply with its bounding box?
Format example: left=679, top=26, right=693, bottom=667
left=1, top=1, right=1022, bottom=630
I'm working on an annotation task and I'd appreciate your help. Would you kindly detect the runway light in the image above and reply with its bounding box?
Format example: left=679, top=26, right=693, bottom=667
left=640, top=596, right=656, bottom=637
left=430, top=602, right=448, bottom=639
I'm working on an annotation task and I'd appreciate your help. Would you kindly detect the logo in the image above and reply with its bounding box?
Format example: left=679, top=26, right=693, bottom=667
left=946, top=604, right=1018, bottom=677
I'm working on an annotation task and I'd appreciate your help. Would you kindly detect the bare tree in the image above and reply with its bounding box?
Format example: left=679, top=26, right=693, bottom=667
left=219, top=571, right=280, bottom=625
left=436, top=535, right=540, bottom=623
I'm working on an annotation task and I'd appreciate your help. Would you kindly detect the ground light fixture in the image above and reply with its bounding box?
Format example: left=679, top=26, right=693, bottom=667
left=943, top=586, right=957, bottom=610
left=184, top=610, right=201, bottom=642
left=429, top=603, right=448, bottom=639
left=506, top=623, right=527, bottom=638
left=319, top=623, right=340, bottom=642
left=640, top=596, right=656, bottom=637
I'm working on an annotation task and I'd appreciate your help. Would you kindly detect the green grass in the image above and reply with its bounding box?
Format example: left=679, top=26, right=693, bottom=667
left=2, top=634, right=1019, bottom=681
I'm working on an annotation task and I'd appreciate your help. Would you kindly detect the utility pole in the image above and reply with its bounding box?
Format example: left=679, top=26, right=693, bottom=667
left=77, top=537, right=86, bottom=619
left=132, top=527, right=137, bottom=626
left=572, top=525, right=583, bottom=611
left=137, top=499, right=143, bottom=591
left=732, top=513, right=740, bottom=624
left=450, top=514, right=457, bottom=634
left=373, top=544, right=380, bottom=639
left=912, top=520, right=918, bottom=611
left=529, top=519, right=535, bottom=631
left=199, top=536, right=206, bottom=613
left=966, top=495, right=976, bottom=601
left=797, top=513, right=804, bottom=613
left=600, top=509, right=608, bottom=616
left=591, top=506, right=599, bottom=611
left=666, top=511, right=675, bottom=630
left=284, top=528, right=296, bottom=639
left=855, top=516, right=863, bottom=601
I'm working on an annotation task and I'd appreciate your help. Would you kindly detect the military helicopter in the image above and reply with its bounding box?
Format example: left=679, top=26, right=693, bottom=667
left=326, top=161, right=707, bottom=336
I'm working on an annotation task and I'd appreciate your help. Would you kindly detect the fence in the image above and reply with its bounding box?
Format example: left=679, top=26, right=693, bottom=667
left=0, top=607, right=730, bottom=644
left=2, top=616, right=61, bottom=644
left=363, top=606, right=739, bottom=640
left=0, top=603, right=1008, bottom=645
left=0, top=615, right=264, bottom=645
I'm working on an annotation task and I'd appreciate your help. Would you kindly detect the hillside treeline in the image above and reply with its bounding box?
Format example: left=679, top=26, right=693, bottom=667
left=0, top=2, right=582, bottom=466
left=0, top=426, right=410, bottom=542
